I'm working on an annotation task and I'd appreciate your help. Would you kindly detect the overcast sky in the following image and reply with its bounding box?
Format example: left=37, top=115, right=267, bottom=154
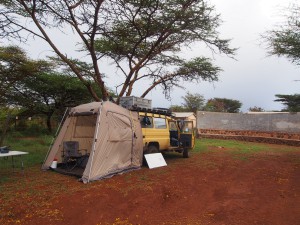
left=148, top=0, right=299, bottom=112
left=5, top=0, right=299, bottom=112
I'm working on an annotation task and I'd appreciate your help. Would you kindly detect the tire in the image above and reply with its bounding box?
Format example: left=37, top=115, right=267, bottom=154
left=145, top=145, right=159, bottom=154
left=183, top=148, right=189, bottom=158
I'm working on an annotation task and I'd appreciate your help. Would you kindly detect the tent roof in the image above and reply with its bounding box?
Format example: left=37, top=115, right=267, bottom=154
left=69, top=102, right=103, bottom=116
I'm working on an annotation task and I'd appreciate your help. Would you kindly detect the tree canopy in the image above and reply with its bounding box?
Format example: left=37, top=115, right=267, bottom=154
left=169, top=105, right=187, bottom=112
left=0, top=46, right=103, bottom=132
left=181, top=92, right=205, bottom=113
left=0, top=0, right=235, bottom=103
left=205, top=98, right=242, bottom=113
left=0, top=45, right=49, bottom=105
left=170, top=92, right=205, bottom=112
left=94, top=0, right=235, bottom=102
left=274, top=94, right=300, bottom=112
left=5, top=71, right=101, bottom=132
left=264, top=4, right=300, bottom=66
left=248, top=106, right=265, bottom=112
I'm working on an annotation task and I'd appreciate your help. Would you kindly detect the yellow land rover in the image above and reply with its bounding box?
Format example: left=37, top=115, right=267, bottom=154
left=138, top=110, right=195, bottom=158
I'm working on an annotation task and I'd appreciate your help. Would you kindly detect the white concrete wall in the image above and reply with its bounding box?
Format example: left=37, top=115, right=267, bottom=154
left=197, top=112, right=300, bottom=133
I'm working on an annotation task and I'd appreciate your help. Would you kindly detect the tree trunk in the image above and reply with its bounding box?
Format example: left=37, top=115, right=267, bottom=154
left=0, top=113, right=11, bottom=146
left=46, top=112, right=53, bottom=133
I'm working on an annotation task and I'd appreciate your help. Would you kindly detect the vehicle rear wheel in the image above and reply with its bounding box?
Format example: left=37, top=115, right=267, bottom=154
left=145, top=145, right=159, bottom=154
left=183, top=148, right=189, bottom=158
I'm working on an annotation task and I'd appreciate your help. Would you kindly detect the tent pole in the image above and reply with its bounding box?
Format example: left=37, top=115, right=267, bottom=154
left=41, top=107, right=69, bottom=170
left=87, top=102, right=103, bottom=183
left=129, top=111, right=135, bottom=164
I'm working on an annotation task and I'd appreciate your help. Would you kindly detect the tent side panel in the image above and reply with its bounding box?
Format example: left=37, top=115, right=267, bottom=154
left=131, top=111, right=143, bottom=167
left=82, top=105, right=103, bottom=183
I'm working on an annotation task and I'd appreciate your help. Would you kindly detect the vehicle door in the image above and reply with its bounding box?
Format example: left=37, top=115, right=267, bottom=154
left=179, top=120, right=195, bottom=149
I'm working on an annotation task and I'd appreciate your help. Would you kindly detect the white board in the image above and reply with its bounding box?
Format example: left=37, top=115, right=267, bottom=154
left=144, top=153, right=167, bottom=169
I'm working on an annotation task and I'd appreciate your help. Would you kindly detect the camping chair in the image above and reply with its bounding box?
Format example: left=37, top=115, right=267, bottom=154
left=62, top=141, right=88, bottom=171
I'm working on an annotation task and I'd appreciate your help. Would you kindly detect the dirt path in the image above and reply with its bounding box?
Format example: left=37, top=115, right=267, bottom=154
left=1, top=146, right=300, bottom=225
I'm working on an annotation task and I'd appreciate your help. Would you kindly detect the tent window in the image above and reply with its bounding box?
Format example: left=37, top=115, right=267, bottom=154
left=107, top=112, right=132, bottom=142
left=74, top=115, right=97, bottom=138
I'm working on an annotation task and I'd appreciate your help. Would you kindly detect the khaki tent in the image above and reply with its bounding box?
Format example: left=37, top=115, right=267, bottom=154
left=42, top=101, right=143, bottom=183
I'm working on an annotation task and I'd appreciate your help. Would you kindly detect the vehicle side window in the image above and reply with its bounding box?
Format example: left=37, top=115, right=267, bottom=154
left=140, top=116, right=153, bottom=128
left=154, top=118, right=167, bottom=129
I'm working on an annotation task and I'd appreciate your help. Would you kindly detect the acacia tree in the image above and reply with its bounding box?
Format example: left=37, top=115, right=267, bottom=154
left=0, top=46, right=102, bottom=132
left=248, top=106, right=265, bottom=112
left=170, top=92, right=205, bottom=112
left=0, top=0, right=109, bottom=101
left=275, top=94, right=300, bottom=112
left=0, top=0, right=234, bottom=103
left=5, top=71, right=100, bottom=132
left=95, top=0, right=235, bottom=103
left=182, top=92, right=205, bottom=112
left=169, top=105, right=186, bottom=112
left=264, top=4, right=300, bottom=66
left=205, top=98, right=242, bottom=113
left=0, top=45, right=49, bottom=105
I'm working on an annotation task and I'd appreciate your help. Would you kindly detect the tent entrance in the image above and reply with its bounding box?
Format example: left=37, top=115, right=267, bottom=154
left=51, top=114, right=97, bottom=177
left=53, top=164, right=86, bottom=177
left=53, top=151, right=91, bottom=177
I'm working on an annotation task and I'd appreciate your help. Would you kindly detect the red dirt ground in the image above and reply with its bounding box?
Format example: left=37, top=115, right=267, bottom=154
left=1, top=145, right=300, bottom=225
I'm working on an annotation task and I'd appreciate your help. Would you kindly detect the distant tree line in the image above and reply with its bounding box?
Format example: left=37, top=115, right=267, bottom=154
left=0, top=46, right=110, bottom=133
left=170, top=92, right=242, bottom=113
left=274, top=94, right=300, bottom=112
left=171, top=92, right=300, bottom=113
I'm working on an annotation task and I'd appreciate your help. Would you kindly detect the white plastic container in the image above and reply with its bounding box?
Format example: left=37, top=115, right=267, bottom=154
left=50, top=159, right=57, bottom=169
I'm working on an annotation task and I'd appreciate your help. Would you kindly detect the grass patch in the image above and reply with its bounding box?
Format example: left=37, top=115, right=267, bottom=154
left=196, top=138, right=299, bottom=153
left=193, top=138, right=210, bottom=153
left=1, top=136, right=300, bottom=184
left=0, top=133, right=53, bottom=183
left=1, top=133, right=53, bottom=166
left=193, top=138, right=300, bottom=160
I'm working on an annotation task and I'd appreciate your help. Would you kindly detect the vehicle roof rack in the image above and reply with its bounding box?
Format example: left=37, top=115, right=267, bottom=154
left=130, top=105, right=173, bottom=116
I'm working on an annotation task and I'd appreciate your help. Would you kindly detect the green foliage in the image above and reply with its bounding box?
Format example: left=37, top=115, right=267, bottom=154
left=182, top=92, right=205, bottom=112
left=4, top=72, right=97, bottom=131
left=0, top=1, right=235, bottom=102
left=0, top=46, right=103, bottom=132
left=205, top=97, right=242, bottom=113
left=275, top=94, right=300, bottom=112
left=0, top=107, right=19, bottom=121
left=248, top=106, right=265, bottom=112
left=94, top=0, right=235, bottom=100
left=170, top=105, right=186, bottom=112
left=0, top=133, right=52, bottom=169
left=195, top=138, right=299, bottom=161
left=264, top=4, right=300, bottom=65
left=0, top=46, right=50, bottom=106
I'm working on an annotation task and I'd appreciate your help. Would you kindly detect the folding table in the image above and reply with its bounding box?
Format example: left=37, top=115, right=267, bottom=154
left=0, top=151, right=29, bottom=171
